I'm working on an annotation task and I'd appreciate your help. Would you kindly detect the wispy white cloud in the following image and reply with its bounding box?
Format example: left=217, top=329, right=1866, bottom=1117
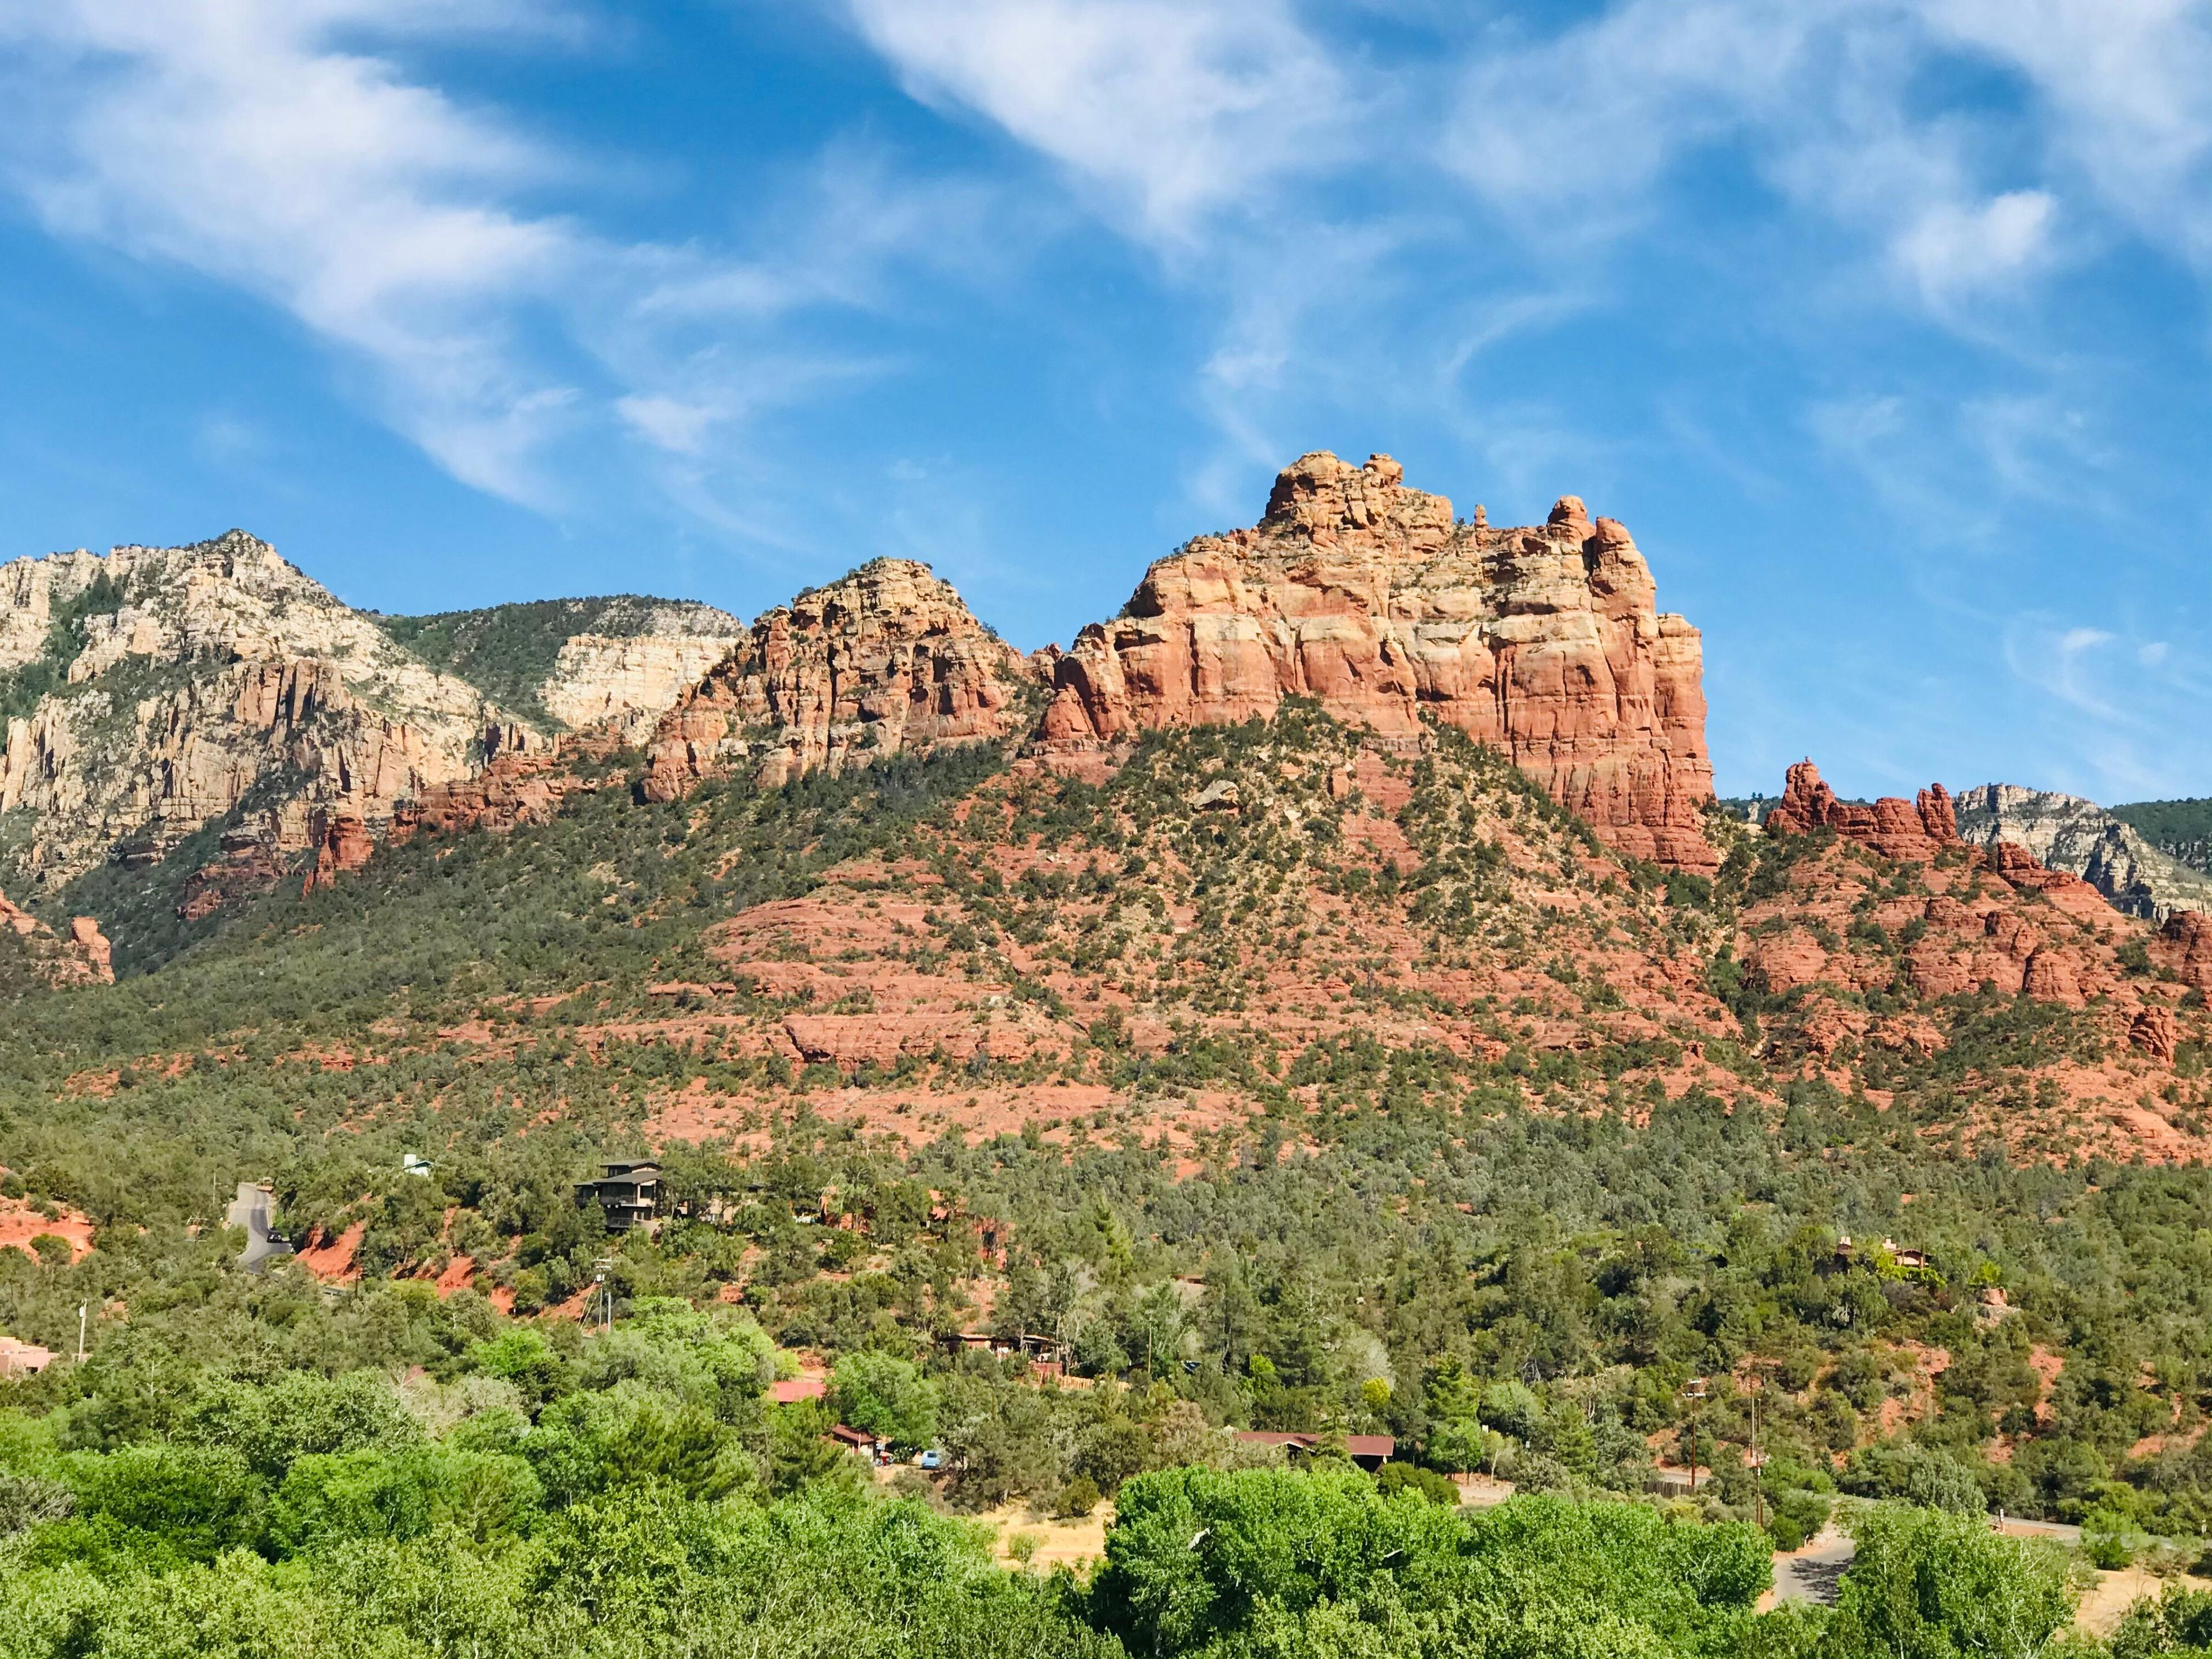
left=1437, top=0, right=2084, bottom=317
left=0, top=0, right=581, bottom=502
left=0, top=0, right=1013, bottom=517
left=1891, top=190, right=2057, bottom=304
left=1926, top=0, right=2212, bottom=264
left=839, top=0, right=1353, bottom=243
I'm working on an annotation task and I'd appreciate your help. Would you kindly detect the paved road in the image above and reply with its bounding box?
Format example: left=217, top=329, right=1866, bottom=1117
left=1771, top=1525, right=1854, bottom=1608
left=223, top=1181, right=293, bottom=1270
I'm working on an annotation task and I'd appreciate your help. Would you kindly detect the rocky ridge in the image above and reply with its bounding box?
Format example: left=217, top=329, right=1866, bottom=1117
left=4, top=455, right=1732, bottom=946
left=1036, top=452, right=1717, bottom=872
left=1729, top=760, right=2207, bottom=1155
left=0, top=532, right=527, bottom=892
left=639, top=559, right=1037, bottom=802
left=0, top=540, right=757, bottom=922
left=1758, top=762, right=2135, bottom=1010
left=1952, top=783, right=2212, bottom=922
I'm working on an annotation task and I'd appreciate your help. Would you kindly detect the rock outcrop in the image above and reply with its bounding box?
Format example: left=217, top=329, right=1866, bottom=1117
left=0, top=536, right=761, bottom=917
left=1758, top=760, right=2142, bottom=1006
left=1764, top=760, right=1964, bottom=864
left=0, top=532, right=529, bottom=891
left=537, top=633, right=743, bottom=743
left=1035, top=452, right=1717, bottom=870
left=0, top=891, right=112, bottom=986
left=640, top=559, right=1036, bottom=802
left=1952, top=783, right=2212, bottom=922
left=2152, top=911, right=2212, bottom=993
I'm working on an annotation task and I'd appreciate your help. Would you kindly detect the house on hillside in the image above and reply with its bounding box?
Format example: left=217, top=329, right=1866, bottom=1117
left=1, top=1335, right=54, bottom=1376
left=827, top=1422, right=892, bottom=1464
left=575, top=1162, right=662, bottom=1232
left=1236, top=1431, right=1395, bottom=1473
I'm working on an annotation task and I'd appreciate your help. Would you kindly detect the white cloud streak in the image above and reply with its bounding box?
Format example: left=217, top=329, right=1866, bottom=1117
left=0, top=0, right=582, bottom=501
left=0, top=0, right=1008, bottom=514
left=840, top=0, right=1351, bottom=244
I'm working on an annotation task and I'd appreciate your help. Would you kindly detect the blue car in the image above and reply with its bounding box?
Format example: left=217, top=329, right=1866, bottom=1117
left=916, top=1449, right=944, bottom=1471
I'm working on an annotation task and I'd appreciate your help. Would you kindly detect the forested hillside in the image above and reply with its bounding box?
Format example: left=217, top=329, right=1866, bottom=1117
left=6, top=710, right=2212, bottom=1657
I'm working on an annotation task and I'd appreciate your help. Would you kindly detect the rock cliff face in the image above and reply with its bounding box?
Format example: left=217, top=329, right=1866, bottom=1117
left=377, top=594, right=743, bottom=740
left=640, top=559, right=1036, bottom=802
left=0, top=532, right=527, bottom=892
left=0, top=536, right=768, bottom=926
left=537, top=634, right=743, bottom=742
left=1036, top=452, right=1717, bottom=870
left=1952, top=783, right=2212, bottom=922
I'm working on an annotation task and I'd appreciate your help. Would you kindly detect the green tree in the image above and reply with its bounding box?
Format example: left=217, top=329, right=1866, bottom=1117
left=1828, top=1504, right=2074, bottom=1659
left=829, top=1350, right=937, bottom=1449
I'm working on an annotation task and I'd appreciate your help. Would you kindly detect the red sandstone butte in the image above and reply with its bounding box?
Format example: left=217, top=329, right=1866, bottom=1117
left=641, top=559, right=1033, bottom=802
left=1035, top=452, right=1718, bottom=871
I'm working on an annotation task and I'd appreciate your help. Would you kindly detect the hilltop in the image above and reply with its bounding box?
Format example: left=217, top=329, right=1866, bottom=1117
left=6, top=452, right=2212, bottom=1603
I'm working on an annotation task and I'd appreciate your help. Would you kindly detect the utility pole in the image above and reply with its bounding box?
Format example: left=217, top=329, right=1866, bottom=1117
left=77, top=1303, right=88, bottom=1362
left=1681, top=1377, right=1707, bottom=1492
left=1748, top=1376, right=1767, bottom=1531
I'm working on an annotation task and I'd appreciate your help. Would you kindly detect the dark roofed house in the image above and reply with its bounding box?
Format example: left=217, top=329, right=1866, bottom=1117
left=575, top=1161, right=662, bottom=1232
left=1235, top=1431, right=1395, bottom=1474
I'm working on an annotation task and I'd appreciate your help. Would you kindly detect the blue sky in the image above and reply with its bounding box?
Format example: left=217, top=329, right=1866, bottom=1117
left=1, top=1, right=2209, bottom=805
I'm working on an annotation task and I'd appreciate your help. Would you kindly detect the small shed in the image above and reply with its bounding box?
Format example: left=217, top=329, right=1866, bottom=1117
left=827, top=1423, right=891, bottom=1464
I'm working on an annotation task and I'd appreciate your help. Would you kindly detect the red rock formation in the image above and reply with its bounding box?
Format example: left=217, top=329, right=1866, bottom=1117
left=1766, top=760, right=2113, bottom=919
left=641, top=559, right=1034, bottom=803
left=67, top=916, right=112, bottom=980
left=301, top=811, right=374, bottom=893
left=295, top=734, right=634, bottom=892
left=1036, top=452, right=1717, bottom=870
left=0, top=891, right=113, bottom=985
left=394, top=737, right=620, bottom=843
left=178, top=833, right=293, bottom=921
left=1764, top=760, right=1963, bottom=862
left=2153, top=911, right=2212, bottom=991
left=2131, top=1006, right=2179, bottom=1060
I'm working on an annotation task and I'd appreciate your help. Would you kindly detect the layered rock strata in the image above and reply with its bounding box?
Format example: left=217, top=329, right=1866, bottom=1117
left=640, top=560, right=1035, bottom=802
left=1035, top=452, right=1717, bottom=870
left=1952, top=783, right=2212, bottom=922
left=0, top=532, right=527, bottom=890
left=537, top=633, right=743, bottom=742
